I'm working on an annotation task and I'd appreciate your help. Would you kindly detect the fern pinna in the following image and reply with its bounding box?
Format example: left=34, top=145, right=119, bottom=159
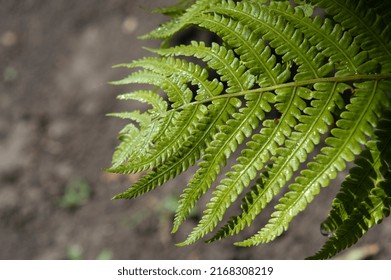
left=108, top=0, right=391, bottom=259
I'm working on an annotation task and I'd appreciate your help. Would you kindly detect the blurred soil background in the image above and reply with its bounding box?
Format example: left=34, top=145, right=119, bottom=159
left=1, top=0, right=391, bottom=260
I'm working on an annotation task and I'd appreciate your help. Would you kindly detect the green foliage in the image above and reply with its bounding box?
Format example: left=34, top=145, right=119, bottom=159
left=108, top=0, right=391, bottom=259
left=96, top=249, right=113, bottom=260
left=67, top=245, right=113, bottom=260
left=59, top=177, right=91, bottom=209
left=67, top=245, right=83, bottom=260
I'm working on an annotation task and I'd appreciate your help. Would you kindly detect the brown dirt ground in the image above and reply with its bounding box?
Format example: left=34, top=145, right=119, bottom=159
left=1, top=0, right=391, bottom=260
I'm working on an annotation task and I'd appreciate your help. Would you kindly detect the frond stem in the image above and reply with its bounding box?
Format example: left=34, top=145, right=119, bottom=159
left=177, top=73, right=391, bottom=110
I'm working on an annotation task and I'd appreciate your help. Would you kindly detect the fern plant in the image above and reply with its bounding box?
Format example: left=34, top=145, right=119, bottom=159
left=108, top=0, right=391, bottom=259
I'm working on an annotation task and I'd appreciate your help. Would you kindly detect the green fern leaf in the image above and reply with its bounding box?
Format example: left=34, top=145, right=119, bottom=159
left=111, top=70, right=192, bottom=108
left=141, top=0, right=220, bottom=40
left=267, top=1, right=373, bottom=76
left=179, top=86, right=311, bottom=245
left=209, top=82, right=346, bottom=242
left=116, top=90, right=168, bottom=116
left=207, top=0, right=334, bottom=79
left=236, top=80, right=389, bottom=247
left=107, top=111, right=151, bottom=126
left=109, top=0, right=391, bottom=259
left=148, top=41, right=256, bottom=93
left=111, top=124, right=142, bottom=168
left=173, top=92, right=273, bottom=233
left=188, top=12, right=291, bottom=86
left=312, top=0, right=391, bottom=72
left=121, top=56, right=224, bottom=100
left=109, top=56, right=224, bottom=173
left=308, top=110, right=391, bottom=259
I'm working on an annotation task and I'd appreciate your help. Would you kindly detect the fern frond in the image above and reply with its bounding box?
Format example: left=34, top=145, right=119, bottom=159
left=111, top=70, right=192, bottom=108
left=149, top=41, right=274, bottom=232
left=312, top=0, right=391, bottom=72
left=107, top=111, right=160, bottom=167
left=121, top=56, right=224, bottom=100
left=142, top=0, right=220, bottom=40
left=236, top=81, right=389, bottom=246
left=189, top=12, right=290, bottom=86
left=209, top=82, right=346, bottom=242
left=319, top=143, right=384, bottom=238
left=311, top=181, right=391, bottom=260
left=320, top=107, right=391, bottom=237
left=318, top=96, right=391, bottom=235
left=267, top=2, right=373, bottom=76
left=173, top=92, right=273, bottom=233
left=309, top=110, right=391, bottom=259
left=208, top=0, right=332, bottom=79
left=108, top=107, right=193, bottom=174
left=207, top=0, right=334, bottom=80
left=109, top=0, right=391, bottom=259
left=112, top=105, right=207, bottom=199
left=114, top=97, right=242, bottom=199
left=117, top=90, right=167, bottom=116
left=179, top=86, right=311, bottom=245
left=148, top=41, right=255, bottom=93
left=111, top=124, right=143, bottom=168
left=107, top=111, right=151, bottom=127
left=109, top=56, right=225, bottom=173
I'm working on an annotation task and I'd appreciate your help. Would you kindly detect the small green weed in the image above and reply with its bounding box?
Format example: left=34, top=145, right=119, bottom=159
left=67, top=245, right=113, bottom=260
left=59, top=177, right=91, bottom=209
